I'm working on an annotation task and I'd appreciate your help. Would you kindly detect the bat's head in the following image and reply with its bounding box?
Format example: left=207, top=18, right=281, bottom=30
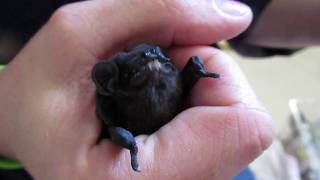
left=117, top=44, right=179, bottom=88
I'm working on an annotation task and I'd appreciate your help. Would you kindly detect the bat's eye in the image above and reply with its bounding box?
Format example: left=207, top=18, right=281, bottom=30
left=163, top=57, right=170, bottom=62
left=157, top=56, right=170, bottom=63
left=164, top=63, right=175, bottom=71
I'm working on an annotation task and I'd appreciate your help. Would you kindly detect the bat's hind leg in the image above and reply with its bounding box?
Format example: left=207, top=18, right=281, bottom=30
left=108, top=127, right=140, bottom=172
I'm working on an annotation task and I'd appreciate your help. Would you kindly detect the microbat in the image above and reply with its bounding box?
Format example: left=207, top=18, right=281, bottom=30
left=92, top=44, right=220, bottom=172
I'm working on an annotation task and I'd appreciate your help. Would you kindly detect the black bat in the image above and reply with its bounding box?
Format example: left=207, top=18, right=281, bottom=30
left=92, top=44, right=219, bottom=172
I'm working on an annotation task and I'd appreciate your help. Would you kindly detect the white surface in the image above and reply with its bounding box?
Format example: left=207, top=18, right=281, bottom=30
left=228, top=47, right=320, bottom=137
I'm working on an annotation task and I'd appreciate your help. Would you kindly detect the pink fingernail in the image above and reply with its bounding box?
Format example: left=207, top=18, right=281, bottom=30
left=218, top=0, right=251, bottom=16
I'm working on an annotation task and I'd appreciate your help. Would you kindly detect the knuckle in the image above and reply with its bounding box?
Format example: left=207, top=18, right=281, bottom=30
left=164, top=0, right=192, bottom=16
left=48, top=5, right=79, bottom=34
left=146, top=0, right=192, bottom=19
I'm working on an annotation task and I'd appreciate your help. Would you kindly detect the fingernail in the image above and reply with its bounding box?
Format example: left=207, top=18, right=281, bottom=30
left=217, top=0, right=251, bottom=16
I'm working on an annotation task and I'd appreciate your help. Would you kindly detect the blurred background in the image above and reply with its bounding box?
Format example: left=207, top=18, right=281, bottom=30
left=228, top=46, right=320, bottom=180
left=230, top=47, right=320, bottom=137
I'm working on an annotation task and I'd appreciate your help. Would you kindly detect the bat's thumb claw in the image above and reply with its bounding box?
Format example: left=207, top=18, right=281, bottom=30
left=198, top=70, right=220, bottom=78
left=208, top=72, right=220, bottom=78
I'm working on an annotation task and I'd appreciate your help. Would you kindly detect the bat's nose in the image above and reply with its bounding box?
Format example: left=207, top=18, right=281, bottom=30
left=147, top=59, right=162, bottom=72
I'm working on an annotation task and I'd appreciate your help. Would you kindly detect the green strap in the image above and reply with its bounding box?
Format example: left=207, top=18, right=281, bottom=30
left=0, top=157, right=23, bottom=169
left=0, top=65, right=5, bottom=71
left=0, top=65, right=23, bottom=169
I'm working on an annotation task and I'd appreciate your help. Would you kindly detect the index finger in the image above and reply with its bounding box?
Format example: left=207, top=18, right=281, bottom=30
left=45, top=0, right=252, bottom=59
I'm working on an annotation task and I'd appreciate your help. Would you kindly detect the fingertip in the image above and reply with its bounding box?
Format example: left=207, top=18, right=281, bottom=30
left=212, top=0, right=253, bottom=40
left=215, top=0, right=252, bottom=19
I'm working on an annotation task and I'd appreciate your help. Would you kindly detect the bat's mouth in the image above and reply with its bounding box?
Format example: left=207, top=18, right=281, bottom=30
left=130, top=59, right=163, bottom=87
left=147, top=59, right=162, bottom=72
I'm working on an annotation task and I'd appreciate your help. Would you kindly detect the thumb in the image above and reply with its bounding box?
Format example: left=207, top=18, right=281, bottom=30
left=43, top=0, right=252, bottom=58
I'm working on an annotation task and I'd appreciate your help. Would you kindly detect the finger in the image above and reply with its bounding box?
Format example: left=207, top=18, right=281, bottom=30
left=43, top=0, right=252, bottom=58
left=169, top=46, right=262, bottom=108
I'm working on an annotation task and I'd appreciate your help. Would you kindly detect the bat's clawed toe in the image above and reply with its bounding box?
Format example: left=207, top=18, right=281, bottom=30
left=130, top=143, right=140, bottom=172
left=108, top=127, right=141, bottom=172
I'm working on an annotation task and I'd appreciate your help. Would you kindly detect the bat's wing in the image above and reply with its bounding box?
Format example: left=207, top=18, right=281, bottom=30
left=181, top=56, right=219, bottom=97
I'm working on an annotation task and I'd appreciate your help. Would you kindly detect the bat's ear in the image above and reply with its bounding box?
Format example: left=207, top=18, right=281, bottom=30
left=92, top=61, right=119, bottom=96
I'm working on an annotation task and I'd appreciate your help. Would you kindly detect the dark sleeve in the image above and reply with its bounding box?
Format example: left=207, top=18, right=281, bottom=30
left=0, top=0, right=83, bottom=64
left=228, top=0, right=320, bottom=57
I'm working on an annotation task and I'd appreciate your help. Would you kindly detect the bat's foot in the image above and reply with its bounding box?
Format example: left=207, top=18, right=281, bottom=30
left=108, top=127, right=140, bottom=172
left=190, top=56, right=220, bottom=78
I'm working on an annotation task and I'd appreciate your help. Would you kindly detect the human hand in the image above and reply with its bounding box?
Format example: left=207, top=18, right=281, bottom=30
left=0, top=0, right=273, bottom=179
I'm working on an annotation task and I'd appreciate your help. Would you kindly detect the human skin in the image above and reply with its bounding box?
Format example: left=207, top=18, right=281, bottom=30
left=0, top=0, right=273, bottom=179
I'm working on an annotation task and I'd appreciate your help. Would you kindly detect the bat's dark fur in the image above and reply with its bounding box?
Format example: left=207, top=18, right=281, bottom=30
left=92, top=44, right=219, bottom=172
